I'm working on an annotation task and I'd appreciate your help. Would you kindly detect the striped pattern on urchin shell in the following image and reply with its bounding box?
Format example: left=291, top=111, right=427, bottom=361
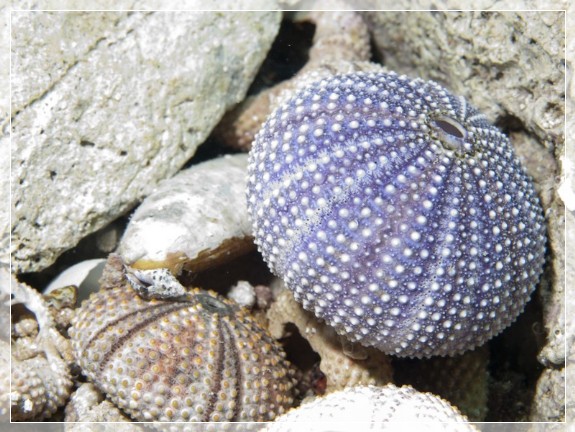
left=69, top=286, right=296, bottom=422
left=247, top=71, right=546, bottom=358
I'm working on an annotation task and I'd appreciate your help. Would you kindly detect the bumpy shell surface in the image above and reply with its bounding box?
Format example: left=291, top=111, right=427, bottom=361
left=247, top=71, right=546, bottom=357
left=70, top=286, right=296, bottom=422
left=11, top=354, right=72, bottom=421
left=265, top=384, right=478, bottom=432
left=394, top=346, right=489, bottom=421
left=267, top=283, right=393, bottom=393
left=64, top=383, right=133, bottom=423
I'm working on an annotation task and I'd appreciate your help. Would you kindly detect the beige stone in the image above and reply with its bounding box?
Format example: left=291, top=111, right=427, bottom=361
left=11, top=10, right=280, bottom=273
left=267, top=281, right=393, bottom=393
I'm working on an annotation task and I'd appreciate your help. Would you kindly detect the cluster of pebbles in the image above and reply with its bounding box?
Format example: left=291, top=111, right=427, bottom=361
left=8, top=8, right=563, bottom=430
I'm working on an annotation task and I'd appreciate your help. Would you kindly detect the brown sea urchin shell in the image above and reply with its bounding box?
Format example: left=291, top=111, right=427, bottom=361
left=69, top=286, right=296, bottom=422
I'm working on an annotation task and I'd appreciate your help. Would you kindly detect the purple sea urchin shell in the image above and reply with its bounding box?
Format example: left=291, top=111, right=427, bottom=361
left=247, top=71, right=546, bottom=358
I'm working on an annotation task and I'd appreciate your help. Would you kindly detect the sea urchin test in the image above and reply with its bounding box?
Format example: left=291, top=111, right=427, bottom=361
left=247, top=71, right=546, bottom=358
left=70, top=285, right=296, bottom=422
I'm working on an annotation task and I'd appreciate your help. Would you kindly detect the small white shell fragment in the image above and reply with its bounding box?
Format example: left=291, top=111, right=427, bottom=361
left=265, top=384, right=478, bottom=432
left=228, top=280, right=256, bottom=308
left=44, top=258, right=106, bottom=303
left=124, top=266, right=187, bottom=300
left=117, top=154, right=252, bottom=273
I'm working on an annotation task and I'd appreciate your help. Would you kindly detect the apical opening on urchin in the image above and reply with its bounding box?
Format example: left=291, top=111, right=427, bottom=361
left=434, top=116, right=466, bottom=139
left=430, top=115, right=471, bottom=154
left=196, top=293, right=233, bottom=315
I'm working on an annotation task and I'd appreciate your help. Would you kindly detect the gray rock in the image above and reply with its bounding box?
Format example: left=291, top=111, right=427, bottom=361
left=530, top=367, right=565, bottom=422
left=0, top=130, right=8, bottom=267
left=1, top=7, right=13, bottom=424
left=363, top=10, right=564, bottom=150
left=537, top=197, right=566, bottom=368
left=564, top=5, right=574, bottom=423
left=565, top=209, right=575, bottom=424
left=0, top=4, right=9, bottom=267
left=11, top=10, right=280, bottom=273
left=0, top=5, right=8, bottom=118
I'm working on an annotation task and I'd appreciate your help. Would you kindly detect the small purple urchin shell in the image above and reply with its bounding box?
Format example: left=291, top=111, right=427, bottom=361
left=246, top=71, right=546, bottom=358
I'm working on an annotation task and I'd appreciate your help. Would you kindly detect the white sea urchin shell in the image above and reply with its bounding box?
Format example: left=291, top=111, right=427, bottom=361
left=265, top=384, right=478, bottom=432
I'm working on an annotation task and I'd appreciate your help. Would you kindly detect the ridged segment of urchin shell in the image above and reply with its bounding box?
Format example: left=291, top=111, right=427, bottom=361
left=265, top=384, right=478, bottom=432
left=247, top=71, right=546, bottom=358
left=69, top=286, right=296, bottom=422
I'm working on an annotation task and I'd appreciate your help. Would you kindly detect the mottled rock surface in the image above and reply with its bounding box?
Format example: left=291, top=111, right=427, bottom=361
left=530, top=367, right=566, bottom=422
left=363, top=11, right=564, bottom=150
left=565, top=209, right=575, bottom=424
left=0, top=268, right=9, bottom=422
left=564, top=2, right=574, bottom=422
left=11, top=10, right=280, bottom=273
left=0, top=3, right=9, bottom=268
left=0, top=341, right=8, bottom=423
left=267, top=281, right=393, bottom=393
left=0, top=131, right=7, bottom=267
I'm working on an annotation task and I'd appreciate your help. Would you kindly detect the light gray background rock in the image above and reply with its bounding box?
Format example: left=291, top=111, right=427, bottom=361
left=0, top=131, right=7, bottom=267
left=566, top=210, right=575, bottom=425
left=531, top=367, right=566, bottom=422
left=362, top=11, right=564, bottom=152
left=11, top=10, right=281, bottom=273
left=564, top=6, right=575, bottom=425
left=0, top=2, right=10, bottom=267
left=12, top=0, right=276, bottom=9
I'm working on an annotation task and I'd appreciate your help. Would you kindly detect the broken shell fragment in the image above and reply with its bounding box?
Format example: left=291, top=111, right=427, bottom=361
left=9, top=273, right=74, bottom=421
left=44, top=258, right=105, bottom=303
left=117, top=154, right=253, bottom=274
left=64, top=383, right=134, bottom=424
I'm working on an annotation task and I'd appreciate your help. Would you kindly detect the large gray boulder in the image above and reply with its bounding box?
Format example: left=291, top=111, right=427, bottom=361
left=11, top=10, right=281, bottom=273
